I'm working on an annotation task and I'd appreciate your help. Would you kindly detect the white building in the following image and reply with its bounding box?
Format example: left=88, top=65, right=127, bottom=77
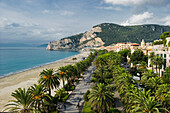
left=148, top=37, right=170, bottom=75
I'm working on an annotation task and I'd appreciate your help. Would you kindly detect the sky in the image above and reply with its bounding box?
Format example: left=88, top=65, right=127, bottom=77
left=0, top=0, right=170, bottom=45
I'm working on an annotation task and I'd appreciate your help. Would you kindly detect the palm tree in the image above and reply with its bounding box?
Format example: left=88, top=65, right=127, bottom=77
left=28, top=84, right=47, bottom=111
left=72, top=57, right=77, bottom=63
left=55, top=88, right=67, bottom=102
left=146, top=77, right=162, bottom=91
left=65, top=65, right=77, bottom=86
left=3, top=88, right=34, bottom=113
left=155, top=84, right=170, bottom=110
left=153, top=56, right=162, bottom=74
left=141, top=70, right=157, bottom=85
left=132, top=95, right=168, bottom=113
left=116, top=73, right=135, bottom=89
left=39, top=68, right=60, bottom=96
left=88, top=83, right=114, bottom=113
left=58, top=66, right=68, bottom=88
left=149, top=52, right=155, bottom=71
left=94, top=57, right=106, bottom=83
left=75, top=61, right=84, bottom=77
left=127, top=89, right=168, bottom=113
left=122, top=85, right=138, bottom=112
left=162, top=67, right=170, bottom=84
left=139, top=61, right=147, bottom=72
left=157, top=56, right=164, bottom=76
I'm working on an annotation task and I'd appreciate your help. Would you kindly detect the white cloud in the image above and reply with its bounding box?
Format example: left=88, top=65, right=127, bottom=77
left=55, top=33, right=63, bottom=37
left=60, top=11, right=75, bottom=16
left=42, top=10, right=52, bottom=14
left=162, top=15, right=170, bottom=26
left=104, top=0, right=144, bottom=6
left=121, top=12, right=153, bottom=25
left=32, top=29, right=41, bottom=35
left=25, top=0, right=34, bottom=4
left=0, top=17, right=10, bottom=28
left=0, top=17, right=38, bottom=30
left=104, top=0, right=170, bottom=6
left=96, top=6, right=121, bottom=11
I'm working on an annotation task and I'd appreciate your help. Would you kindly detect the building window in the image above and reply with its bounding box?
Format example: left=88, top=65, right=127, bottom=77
left=169, top=59, right=170, bottom=63
left=164, top=54, right=166, bottom=58
left=157, top=54, right=159, bottom=56
left=161, top=54, right=163, bottom=57
left=164, top=59, right=166, bottom=68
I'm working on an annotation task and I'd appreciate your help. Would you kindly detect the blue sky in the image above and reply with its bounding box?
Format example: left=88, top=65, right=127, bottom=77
left=0, top=0, right=170, bottom=45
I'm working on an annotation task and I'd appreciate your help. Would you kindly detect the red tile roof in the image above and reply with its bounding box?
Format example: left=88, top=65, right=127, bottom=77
left=131, top=43, right=139, bottom=46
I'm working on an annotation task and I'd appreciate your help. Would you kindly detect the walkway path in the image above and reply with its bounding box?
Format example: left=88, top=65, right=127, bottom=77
left=114, top=91, right=124, bottom=113
left=59, top=65, right=95, bottom=113
left=114, top=63, right=126, bottom=113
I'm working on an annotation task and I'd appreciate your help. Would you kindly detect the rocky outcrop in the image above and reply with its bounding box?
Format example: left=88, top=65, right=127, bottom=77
left=46, top=26, right=104, bottom=51
left=78, top=37, right=104, bottom=49
left=46, top=38, right=73, bottom=50
left=79, top=27, right=102, bottom=43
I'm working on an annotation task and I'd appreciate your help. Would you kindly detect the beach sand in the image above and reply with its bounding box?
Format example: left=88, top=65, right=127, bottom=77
left=0, top=51, right=89, bottom=111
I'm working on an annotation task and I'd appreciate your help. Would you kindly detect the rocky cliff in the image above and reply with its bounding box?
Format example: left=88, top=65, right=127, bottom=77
left=46, top=26, right=104, bottom=51
left=47, top=23, right=170, bottom=50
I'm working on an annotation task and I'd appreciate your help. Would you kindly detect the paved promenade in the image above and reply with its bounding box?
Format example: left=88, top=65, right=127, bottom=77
left=59, top=65, right=95, bottom=113
left=59, top=64, right=124, bottom=113
left=114, top=91, right=124, bottom=113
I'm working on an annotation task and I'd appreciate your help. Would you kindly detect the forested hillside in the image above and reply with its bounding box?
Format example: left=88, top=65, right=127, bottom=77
left=94, top=23, right=170, bottom=46
left=47, top=23, right=170, bottom=50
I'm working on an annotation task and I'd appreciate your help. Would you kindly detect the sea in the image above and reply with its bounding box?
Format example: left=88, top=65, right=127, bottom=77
left=0, top=47, right=80, bottom=77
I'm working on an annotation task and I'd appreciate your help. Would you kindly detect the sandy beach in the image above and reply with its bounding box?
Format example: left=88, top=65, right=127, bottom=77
left=0, top=51, right=89, bottom=111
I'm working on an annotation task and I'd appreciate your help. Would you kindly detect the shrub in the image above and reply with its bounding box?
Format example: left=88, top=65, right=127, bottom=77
left=91, top=78, right=98, bottom=83
left=108, top=108, right=121, bottom=113
left=104, top=78, right=113, bottom=84
left=76, top=80, right=79, bottom=84
left=83, top=90, right=90, bottom=101
left=64, top=84, right=75, bottom=91
left=62, top=94, right=69, bottom=102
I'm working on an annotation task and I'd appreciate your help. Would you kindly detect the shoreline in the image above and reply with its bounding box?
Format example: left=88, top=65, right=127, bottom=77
left=0, top=51, right=89, bottom=111
left=0, top=52, right=81, bottom=79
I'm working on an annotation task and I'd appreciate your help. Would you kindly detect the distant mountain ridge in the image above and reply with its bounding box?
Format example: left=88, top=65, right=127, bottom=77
left=0, top=43, right=49, bottom=47
left=47, top=23, right=170, bottom=50
left=38, top=44, right=48, bottom=47
left=0, top=43, right=33, bottom=47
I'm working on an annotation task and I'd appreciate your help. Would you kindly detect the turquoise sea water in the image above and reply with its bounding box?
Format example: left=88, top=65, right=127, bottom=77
left=0, top=47, right=80, bottom=77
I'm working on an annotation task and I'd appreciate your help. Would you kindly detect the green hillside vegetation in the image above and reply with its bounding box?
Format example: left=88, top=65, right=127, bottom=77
left=94, top=23, right=170, bottom=46
left=63, top=33, right=83, bottom=43
left=59, top=23, right=170, bottom=47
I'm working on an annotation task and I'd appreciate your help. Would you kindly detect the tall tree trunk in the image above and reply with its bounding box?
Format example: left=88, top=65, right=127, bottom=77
left=63, top=79, right=65, bottom=88
left=49, top=87, right=51, bottom=96
left=48, top=86, right=51, bottom=112
left=66, top=78, right=69, bottom=89
left=156, top=63, right=158, bottom=74
left=159, top=67, right=161, bottom=77
left=101, top=64, right=103, bottom=83
left=38, top=103, right=41, bottom=112
left=69, top=79, right=72, bottom=86
left=100, top=104, right=103, bottom=113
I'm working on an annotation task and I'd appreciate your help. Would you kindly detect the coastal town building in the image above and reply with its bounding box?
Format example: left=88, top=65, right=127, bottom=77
left=98, top=39, right=153, bottom=55
left=130, top=43, right=140, bottom=53
left=96, top=38, right=169, bottom=76
left=140, top=39, right=153, bottom=55
left=101, top=42, right=140, bottom=52
left=148, top=37, right=170, bottom=75
left=115, top=43, right=131, bottom=50
left=146, top=42, right=153, bottom=47
left=141, top=39, right=145, bottom=48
